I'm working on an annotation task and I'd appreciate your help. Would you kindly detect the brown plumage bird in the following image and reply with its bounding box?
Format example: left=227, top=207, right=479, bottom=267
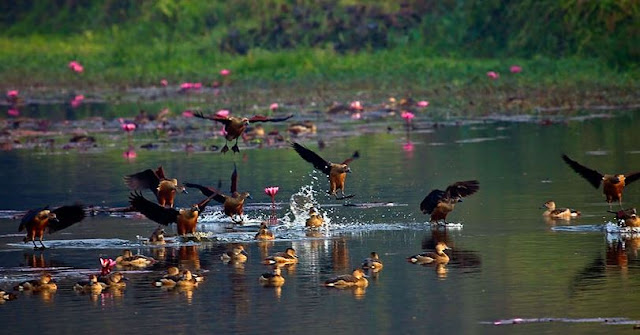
left=420, top=180, right=479, bottom=223
left=291, top=141, right=359, bottom=199
left=124, top=166, right=187, bottom=208
left=194, top=112, right=293, bottom=153
left=184, top=164, right=252, bottom=224
left=129, top=191, right=214, bottom=235
left=18, top=205, right=85, bottom=249
left=562, top=154, right=640, bottom=208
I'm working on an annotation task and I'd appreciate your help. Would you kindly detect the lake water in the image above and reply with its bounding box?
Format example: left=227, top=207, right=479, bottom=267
left=1, top=110, right=640, bottom=334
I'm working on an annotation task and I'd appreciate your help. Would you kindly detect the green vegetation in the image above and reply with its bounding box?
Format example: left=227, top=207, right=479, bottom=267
left=0, top=0, right=638, bottom=115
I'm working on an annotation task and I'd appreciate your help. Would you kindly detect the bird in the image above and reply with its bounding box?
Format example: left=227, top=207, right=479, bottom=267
left=73, top=275, right=105, bottom=294
left=149, top=227, right=166, bottom=245
left=263, top=247, right=298, bottom=265
left=194, top=112, right=293, bottom=153
left=14, top=274, right=57, bottom=291
left=609, top=208, right=639, bottom=228
left=115, top=249, right=155, bottom=268
left=420, top=180, right=479, bottom=223
left=306, top=207, right=324, bottom=228
left=124, top=166, right=187, bottom=208
left=324, top=268, right=369, bottom=288
left=129, top=191, right=215, bottom=235
left=221, top=244, right=248, bottom=264
left=561, top=154, right=640, bottom=208
left=154, top=267, right=182, bottom=287
left=408, top=242, right=451, bottom=264
left=175, top=270, right=198, bottom=288
left=18, top=204, right=85, bottom=249
left=259, top=267, right=285, bottom=287
left=254, top=222, right=275, bottom=240
left=0, top=289, right=17, bottom=302
left=291, top=141, right=359, bottom=199
left=185, top=164, right=252, bottom=224
left=361, top=252, right=383, bottom=271
left=540, top=200, right=580, bottom=220
left=98, top=271, right=127, bottom=289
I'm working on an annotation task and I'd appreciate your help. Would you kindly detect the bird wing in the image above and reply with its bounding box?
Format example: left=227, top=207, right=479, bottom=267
left=196, top=194, right=217, bottom=212
left=48, top=205, right=85, bottom=233
left=248, top=114, right=294, bottom=122
left=194, top=112, right=232, bottom=125
left=124, top=169, right=161, bottom=196
left=291, top=142, right=331, bottom=175
left=231, top=163, right=238, bottom=194
left=561, top=154, right=604, bottom=189
left=445, top=180, right=480, bottom=198
left=155, top=166, right=166, bottom=180
left=624, top=171, right=640, bottom=186
left=420, top=189, right=446, bottom=214
left=129, top=192, right=179, bottom=225
left=19, top=207, right=47, bottom=232
left=183, top=183, right=226, bottom=204
left=342, top=151, right=360, bottom=165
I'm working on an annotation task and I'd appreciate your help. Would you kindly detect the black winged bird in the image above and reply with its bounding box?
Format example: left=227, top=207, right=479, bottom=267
left=290, top=141, right=359, bottom=199
left=19, top=205, right=85, bottom=249
left=124, top=166, right=186, bottom=208
left=420, top=180, right=479, bottom=223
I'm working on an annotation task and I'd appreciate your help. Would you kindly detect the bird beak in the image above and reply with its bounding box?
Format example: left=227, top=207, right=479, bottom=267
left=181, top=188, right=188, bottom=194
left=241, top=250, right=249, bottom=256
left=247, top=194, right=253, bottom=200
left=539, top=205, right=546, bottom=209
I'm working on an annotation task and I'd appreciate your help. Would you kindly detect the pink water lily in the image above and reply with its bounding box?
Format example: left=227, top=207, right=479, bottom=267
left=68, top=61, right=84, bottom=73
left=182, top=110, right=194, bottom=118
left=119, top=118, right=137, bottom=132
left=220, top=69, right=231, bottom=76
left=403, top=140, right=414, bottom=152
left=486, top=71, right=499, bottom=79
left=265, top=186, right=279, bottom=224
left=7, top=90, right=18, bottom=98
left=7, top=108, right=19, bottom=117
left=193, top=82, right=202, bottom=89
left=123, top=148, right=137, bottom=160
left=510, top=65, right=522, bottom=73
left=180, top=82, right=193, bottom=90
left=265, top=186, right=279, bottom=198
left=269, top=103, right=279, bottom=111
left=401, top=111, right=415, bottom=121
left=416, top=100, right=429, bottom=108
left=70, top=95, right=84, bottom=108
left=160, top=79, right=168, bottom=86
left=100, top=258, right=117, bottom=269
left=350, top=100, right=363, bottom=111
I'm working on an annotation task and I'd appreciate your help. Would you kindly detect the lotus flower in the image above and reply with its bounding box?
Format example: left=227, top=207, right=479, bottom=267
left=265, top=186, right=279, bottom=224
left=510, top=65, right=522, bottom=73
left=350, top=100, right=363, bottom=111
left=180, top=82, right=194, bottom=90
left=119, top=118, right=137, bottom=133
left=486, top=71, right=499, bottom=79
left=7, top=108, right=19, bottom=117
left=160, top=79, right=168, bottom=86
left=182, top=110, right=194, bottom=118
left=401, top=111, right=415, bottom=121
left=193, top=82, right=202, bottom=90
left=68, top=61, right=84, bottom=73
left=100, top=257, right=117, bottom=275
left=403, top=140, right=414, bottom=152
left=416, top=100, right=429, bottom=108
left=123, top=148, right=137, bottom=160
left=269, top=103, right=279, bottom=111
left=7, top=90, right=18, bottom=98
left=220, top=69, right=231, bottom=76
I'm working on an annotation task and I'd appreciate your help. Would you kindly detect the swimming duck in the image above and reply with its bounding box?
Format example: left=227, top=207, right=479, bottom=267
left=18, top=204, right=85, bottom=249
left=291, top=141, right=359, bottom=200
left=611, top=208, right=639, bottom=228
left=264, top=247, right=298, bottom=265
left=420, top=180, right=479, bottom=223
left=98, top=272, right=127, bottom=289
left=116, top=249, right=155, bottom=267
left=129, top=191, right=215, bottom=235
left=124, top=166, right=187, bottom=208
left=324, top=268, right=368, bottom=288
left=221, top=244, right=248, bottom=264
left=154, top=267, right=182, bottom=287
left=14, top=274, right=57, bottom=291
left=254, top=222, right=275, bottom=240
left=194, top=112, right=293, bottom=153
left=288, top=121, right=317, bottom=136
left=259, top=267, right=285, bottom=287
left=306, top=207, right=324, bottom=228
left=408, top=242, right=451, bottom=264
left=361, top=252, right=384, bottom=271
left=185, top=164, right=251, bottom=224
left=74, top=275, right=105, bottom=294
left=540, top=200, right=581, bottom=219
left=562, top=154, right=640, bottom=208
left=149, top=227, right=166, bottom=244
left=175, top=270, right=198, bottom=288
left=0, top=289, right=17, bottom=302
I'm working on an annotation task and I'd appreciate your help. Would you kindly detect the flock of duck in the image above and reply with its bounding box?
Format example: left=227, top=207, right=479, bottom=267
left=5, top=110, right=640, bottom=303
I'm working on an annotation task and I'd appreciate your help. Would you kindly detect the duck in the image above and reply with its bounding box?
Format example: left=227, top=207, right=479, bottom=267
left=149, top=227, right=166, bottom=244
left=124, top=166, right=187, bottom=208
left=562, top=154, right=640, bottom=208
left=306, top=207, right=324, bottom=228
left=14, top=274, right=57, bottom=291
left=154, top=266, right=182, bottom=287
left=221, top=244, right=248, bottom=264
left=98, top=272, right=127, bottom=289
left=194, top=111, right=293, bottom=153
left=185, top=164, right=251, bottom=224
left=408, top=242, right=451, bottom=264
left=254, top=222, right=275, bottom=240
left=259, top=267, right=285, bottom=287
left=288, top=121, right=317, bottom=136
left=129, top=191, right=215, bottom=235
left=74, top=275, right=105, bottom=294
left=420, top=180, right=479, bottom=223
left=18, top=204, right=85, bottom=249
left=116, top=249, right=155, bottom=267
left=0, top=289, right=17, bottom=302
left=264, top=247, right=298, bottom=265
left=175, top=270, right=198, bottom=288
left=291, top=141, right=359, bottom=200
left=610, top=208, right=639, bottom=228
left=540, top=200, right=581, bottom=219
left=361, top=252, right=384, bottom=271
left=324, top=268, right=368, bottom=288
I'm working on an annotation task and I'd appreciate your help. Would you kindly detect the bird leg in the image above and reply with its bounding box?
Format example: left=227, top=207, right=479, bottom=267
left=38, top=238, right=46, bottom=250
left=231, top=138, right=240, bottom=153
left=221, top=140, right=230, bottom=154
